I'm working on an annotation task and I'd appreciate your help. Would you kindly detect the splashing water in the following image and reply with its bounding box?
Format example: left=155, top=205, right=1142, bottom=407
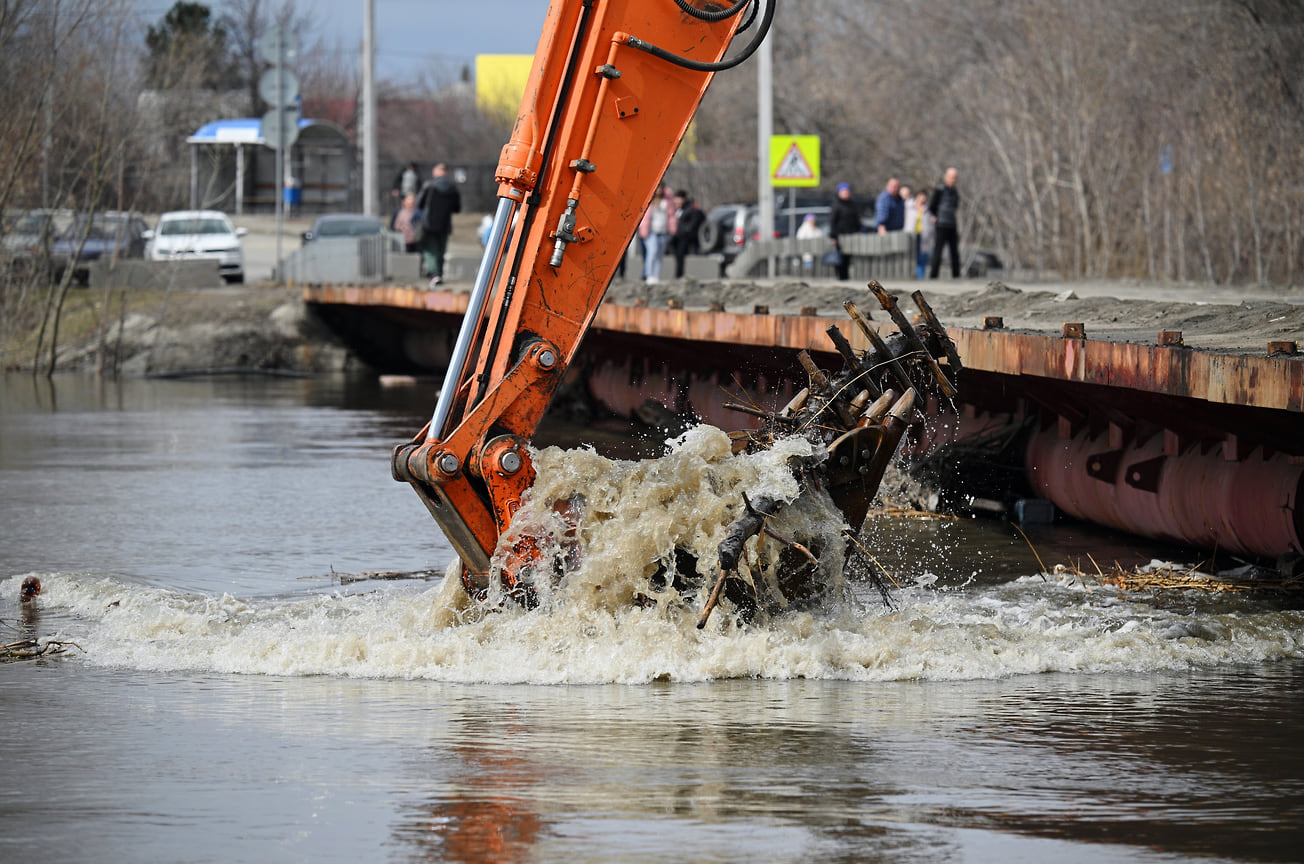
left=497, top=425, right=851, bottom=616
left=7, top=427, right=1302, bottom=684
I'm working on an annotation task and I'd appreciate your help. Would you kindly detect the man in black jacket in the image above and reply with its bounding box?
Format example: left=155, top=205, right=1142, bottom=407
left=829, top=182, right=862, bottom=281
left=928, top=167, right=960, bottom=279
left=416, top=163, right=461, bottom=287
left=671, top=189, right=705, bottom=279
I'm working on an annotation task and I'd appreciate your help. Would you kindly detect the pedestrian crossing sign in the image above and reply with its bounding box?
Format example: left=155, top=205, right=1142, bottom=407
left=769, top=135, right=820, bottom=187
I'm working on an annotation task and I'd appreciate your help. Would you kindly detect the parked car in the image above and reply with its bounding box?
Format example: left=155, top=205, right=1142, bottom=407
left=52, top=211, right=151, bottom=284
left=747, top=205, right=833, bottom=241
left=301, top=213, right=389, bottom=245
left=146, top=210, right=247, bottom=283
left=2, top=208, right=59, bottom=260
left=697, top=203, right=752, bottom=267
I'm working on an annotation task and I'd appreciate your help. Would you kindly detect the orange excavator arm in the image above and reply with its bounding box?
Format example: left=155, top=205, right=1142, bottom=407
left=392, top=1, right=775, bottom=596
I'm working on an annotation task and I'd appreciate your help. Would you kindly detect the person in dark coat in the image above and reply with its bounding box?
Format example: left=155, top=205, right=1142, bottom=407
left=928, top=167, right=961, bottom=279
left=829, top=182, right=862, bottom=281
left=415, top=163, right=461, bottom=286
left=670, top=189, right=705, bottom=279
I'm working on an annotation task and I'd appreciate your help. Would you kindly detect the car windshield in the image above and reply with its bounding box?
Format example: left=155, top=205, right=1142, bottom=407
left=315, top=218, right=381, bottom=237
left=159, top=218, right=231, bottom=236
left=69, top=216, right=130, bottom=240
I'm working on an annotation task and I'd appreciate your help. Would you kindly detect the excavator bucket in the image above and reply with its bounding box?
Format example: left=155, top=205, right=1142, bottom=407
left=693, top=282, right=960, bottom=625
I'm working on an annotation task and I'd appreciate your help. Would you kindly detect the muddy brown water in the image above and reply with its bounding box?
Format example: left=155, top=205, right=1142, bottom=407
left=2, top=373, right=1301, bottom=863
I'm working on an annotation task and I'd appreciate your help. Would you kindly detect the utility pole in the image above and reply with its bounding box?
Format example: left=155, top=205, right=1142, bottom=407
left=362, top=0, right=377, bottom=216
left=756, top=23, right=774, bottom=278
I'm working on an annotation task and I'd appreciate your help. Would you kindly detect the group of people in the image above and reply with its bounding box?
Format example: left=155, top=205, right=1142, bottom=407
left=829, top=168, right=962, bottom=281
left=390, top=165, right=713, bottom=288
left=390, top=161, right=462, bottom=288
left=635, top=184, right=705, bottom=282
left=383, top=161, right=960, bottom=289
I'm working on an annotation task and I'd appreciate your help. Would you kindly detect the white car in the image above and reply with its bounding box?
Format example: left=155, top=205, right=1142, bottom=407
left=147, top=210, right=247, bottom=283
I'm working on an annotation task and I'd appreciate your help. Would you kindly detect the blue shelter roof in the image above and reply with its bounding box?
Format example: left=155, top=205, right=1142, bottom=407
left=187, top=117, right=319, bottom=145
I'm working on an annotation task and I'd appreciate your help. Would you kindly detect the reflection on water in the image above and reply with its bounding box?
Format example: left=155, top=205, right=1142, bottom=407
left=1, top=373, right=1302, bottom=863
left=383, top=669, right=1303, bottom=864
left=7, top=664, right=1287, bottom=863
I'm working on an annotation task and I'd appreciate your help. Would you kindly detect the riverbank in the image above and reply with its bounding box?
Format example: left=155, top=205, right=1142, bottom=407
left=1, top=283, right=355, bottom=376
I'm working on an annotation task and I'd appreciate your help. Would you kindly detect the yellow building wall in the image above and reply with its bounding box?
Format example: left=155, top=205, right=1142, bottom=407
left=475, top=55, right=534, bottom=120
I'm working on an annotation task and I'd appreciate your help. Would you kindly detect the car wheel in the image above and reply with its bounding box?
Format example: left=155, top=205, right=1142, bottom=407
left=698, top=219, right=720, bottom=252
left=224, top=273, right=245, bottom=285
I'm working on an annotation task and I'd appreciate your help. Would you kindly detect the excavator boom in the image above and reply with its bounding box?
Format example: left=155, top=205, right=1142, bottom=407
left=393, top=1, right=771, bottom=592
left=393, top=0, right=961, bottom=613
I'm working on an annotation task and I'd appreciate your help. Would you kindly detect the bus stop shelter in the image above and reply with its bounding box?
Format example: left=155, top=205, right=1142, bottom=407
left=186, top=118, right=352, bottom=214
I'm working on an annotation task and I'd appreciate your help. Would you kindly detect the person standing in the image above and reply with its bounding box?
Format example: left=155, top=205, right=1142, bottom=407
left=638, top=183, right=676, bottom=283
left=416, top=162, right=461, bottom=287
left=795, top=211, right=824, bottom=270
left=391, top=193, right=422, bottom=253
left=912, top=191, right=934, bottom=279
left=392, top=162, right=419, bottom=209
left=829, top=181, right=861, bottom=281
left=928, top=167, right=961, bottom=279
left=283, top=173, right=301, bottom=216
left=874, top=177, right=905, bottom=234
left=670, top=189, right=704, bottom=279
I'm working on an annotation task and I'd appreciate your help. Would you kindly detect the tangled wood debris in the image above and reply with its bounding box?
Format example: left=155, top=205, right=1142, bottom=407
left=321, top=568, right=441, bottom=585
left=692, top=284, right=961, bottom=627
left=1052, top=559, right=1304, bottom=594
left=1, top=636, right=83, bottom=662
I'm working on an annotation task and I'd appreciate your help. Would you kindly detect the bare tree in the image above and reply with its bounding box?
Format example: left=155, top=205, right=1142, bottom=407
left=220, top=0, right=314, bottom=117
left=671, top=0, right=1303, bottom=285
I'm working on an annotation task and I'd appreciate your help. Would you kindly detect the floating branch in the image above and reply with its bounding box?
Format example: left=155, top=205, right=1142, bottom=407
left=1, top=638, right=83, bottom=662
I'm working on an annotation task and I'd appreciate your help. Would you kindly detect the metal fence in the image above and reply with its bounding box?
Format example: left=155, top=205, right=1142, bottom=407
left=727, top=232, right=915, bottom=280
left=275, top=232, right=420, bottom=284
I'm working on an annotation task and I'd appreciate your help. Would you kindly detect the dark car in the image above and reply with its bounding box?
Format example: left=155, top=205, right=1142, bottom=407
left=697, top=203, right=753, bottom=267
left=51, top=212, right=150, bottom=284
left=301, top=213, right=388, bottom=245
left=746, top=205, right=833, bottom=242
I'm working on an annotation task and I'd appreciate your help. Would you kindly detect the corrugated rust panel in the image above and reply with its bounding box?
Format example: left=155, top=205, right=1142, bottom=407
left=948, top=328, right=1300, bottom=412
left=302, top=285, right=1302, bottom=413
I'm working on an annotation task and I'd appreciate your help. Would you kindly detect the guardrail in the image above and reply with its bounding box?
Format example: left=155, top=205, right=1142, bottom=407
left=727, top=232, right=915, bottom=280
left=276, top=232, right=420, bottom=284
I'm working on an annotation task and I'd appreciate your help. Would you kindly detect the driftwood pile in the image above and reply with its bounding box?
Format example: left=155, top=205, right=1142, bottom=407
left=1052, top=560, right=1304, bottom=594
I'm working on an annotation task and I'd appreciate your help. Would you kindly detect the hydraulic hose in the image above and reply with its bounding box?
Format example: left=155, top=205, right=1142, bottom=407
left=629, top=0, right=775, bottom=72
left=671, top=0, right=751, bottom=24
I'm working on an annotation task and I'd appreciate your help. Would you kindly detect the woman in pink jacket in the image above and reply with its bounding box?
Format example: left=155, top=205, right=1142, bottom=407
left=638, top=183, right=678, bottom=283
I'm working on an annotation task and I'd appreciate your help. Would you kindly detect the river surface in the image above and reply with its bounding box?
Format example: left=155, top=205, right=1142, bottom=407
left=1, top=373, right=1300, bottom=864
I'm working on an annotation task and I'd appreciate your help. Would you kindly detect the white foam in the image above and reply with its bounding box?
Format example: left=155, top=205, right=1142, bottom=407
left=7, top=428, right=1301, bottom=684
left=8, top=561, right=1301, bottom=685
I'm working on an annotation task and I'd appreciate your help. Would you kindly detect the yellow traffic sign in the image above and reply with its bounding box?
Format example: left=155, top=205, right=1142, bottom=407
left=770, top=135, right=820, bottom=187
